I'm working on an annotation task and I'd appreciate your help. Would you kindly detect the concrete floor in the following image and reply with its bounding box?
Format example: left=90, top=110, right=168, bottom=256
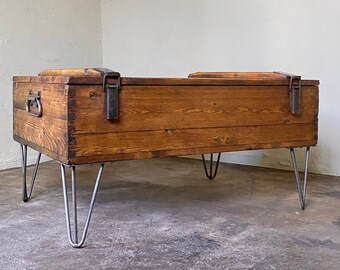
left=1, top=157, right=340, bottom=270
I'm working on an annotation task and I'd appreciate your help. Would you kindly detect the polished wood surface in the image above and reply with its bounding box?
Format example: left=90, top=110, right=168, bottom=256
left=38, top=68, right=103, bottom=77
left=189, top=72, right=288, bottom=80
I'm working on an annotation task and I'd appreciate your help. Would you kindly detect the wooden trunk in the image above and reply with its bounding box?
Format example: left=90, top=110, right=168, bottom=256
left=13, top=69, right=319, bottom=165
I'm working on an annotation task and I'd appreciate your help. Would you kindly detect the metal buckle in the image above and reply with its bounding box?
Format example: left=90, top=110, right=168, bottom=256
left=289, top=77, right=302, bottom=115
left=274, top=71, right=302, bottom=115
left=93, top=68, right=121, bottom=120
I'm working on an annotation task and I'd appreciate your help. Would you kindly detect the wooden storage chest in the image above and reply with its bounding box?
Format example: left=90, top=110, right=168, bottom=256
left=13, top=69, right=319, bottom=165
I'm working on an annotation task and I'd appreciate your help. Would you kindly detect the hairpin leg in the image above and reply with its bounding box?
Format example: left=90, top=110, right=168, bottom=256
left=290, top=147, right=310, bottom=210
left=20, top=144, right=41, bottom=202
left=201, top=153, right=221, bottom=180
left=60, top=163, right=104, bottom=248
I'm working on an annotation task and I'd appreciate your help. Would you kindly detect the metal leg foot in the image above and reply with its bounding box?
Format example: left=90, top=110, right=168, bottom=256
left=60, top=163, right=104, bottom=248
left=201, top=153, right=221, bottom=180
left=20, top=144, right=41, bottom=202
left=290, top=147, right=310, bottom=210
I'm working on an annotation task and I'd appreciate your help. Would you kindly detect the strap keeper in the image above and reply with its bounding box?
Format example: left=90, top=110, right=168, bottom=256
left=93, top=68, right=121, bottom=120
left=274, top=71, right=302, bottom=115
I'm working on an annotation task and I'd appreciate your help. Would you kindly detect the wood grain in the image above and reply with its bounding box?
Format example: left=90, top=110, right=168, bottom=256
left=38, top=68, right=102, bottom=77
left=13, top=72, right=319, bottom=165
left=189, top=72, right=288, bottom=80
left=13, top=108, right=68, bottom=157
left=13, top=76, right=320, bottom=86
left=13, top=82, right=68, bottom=119
left=14, top=135, right=68, bottom=164
left=69, top=123, right=317, bottom=164
left=13, top=81, right=69, bottom=162
left=13, top=76, right=72, bottom=84
left=120, top=77, right=319, bottom=86
left=70, top=140, right=317, bottom=165
left=68, top=85, right=318, bottom=134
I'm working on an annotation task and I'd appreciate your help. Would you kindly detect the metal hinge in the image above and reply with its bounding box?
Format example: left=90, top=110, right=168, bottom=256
left=274, top=71, right=302, bottom=115
left=93, top=68, right=121, bottom=120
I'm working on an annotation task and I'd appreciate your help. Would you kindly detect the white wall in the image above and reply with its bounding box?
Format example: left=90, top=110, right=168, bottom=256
left=101, top=0, right=340, bottom=176
left=0, top=0, right=103, bottom=170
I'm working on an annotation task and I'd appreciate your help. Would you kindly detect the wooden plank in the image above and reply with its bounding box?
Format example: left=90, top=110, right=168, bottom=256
left=69, top=123, right=317, bottom=163
left=69, top=140, right=316, bottom=165
left=13, top=76, right=72, bottom=84
left=38, top=68, right=102, bottom=77
left=13, top=135, right=68, bottom=164
left=13, top=108, right=68, bottom=160
left=188, top=72, right=288, bottom=80
left=68, top=85, right=318, bottom=134
left=120, top=77, right=319, bottom=86
left=13, top=82, right=68, bottom=120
